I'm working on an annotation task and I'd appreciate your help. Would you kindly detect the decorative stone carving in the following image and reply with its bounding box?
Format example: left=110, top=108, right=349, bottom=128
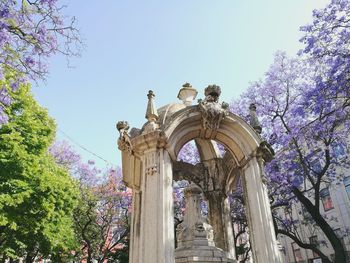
left=249, top=103, right=262, bottom=134
left=255, top=141, right=275, bottom=184
left=175, top=183, right=234, bottom=263
left=144, top=151, right=158, bottom=176
left=145, top=165, right=157, bottom=176
left=177, top=82, right=198, bottom=106
left=157, top=131, right=167, bottom=149
left=176, top=183, right=215, bottom=248
left=198, top=85, right=229, bottom=134
left=117, top=85, right=281, bottom=263
left=258, top=140, right=275, bottom=162
left=173, top=158, right=234, bottom=253
left=116, top=121, right=132, bottom=153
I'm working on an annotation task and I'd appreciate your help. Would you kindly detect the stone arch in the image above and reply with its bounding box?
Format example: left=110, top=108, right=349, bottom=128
left=117, top=86, right=282, bottom=263
left=171, top=112, right=255, bottom=195
left=164, top=107, right=259, bottom=164
left=167, top=106, right=278, bottom=260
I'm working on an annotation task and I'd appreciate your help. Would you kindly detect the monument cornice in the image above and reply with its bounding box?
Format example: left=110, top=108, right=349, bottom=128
left=130, top=129, right=168, bottom=154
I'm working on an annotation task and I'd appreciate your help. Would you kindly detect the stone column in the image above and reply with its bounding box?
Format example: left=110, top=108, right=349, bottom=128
left=206, top=192, right=235, bottom=259
left=201, top=158, right=235, bottom=259
left=241, top=157, right=281, bottom=263
left=206, top=191, right=226, bottom=250
left=223, top=196, right=236, bottom=259
left=128, top=147, right=174, bottom=263
left=129, top=190, right=141, bottom=263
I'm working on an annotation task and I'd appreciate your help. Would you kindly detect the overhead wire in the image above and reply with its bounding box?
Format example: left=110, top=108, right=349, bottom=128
left=57, top=128, right=115, bottom=166
left=4, top=119, right=115, bottom=167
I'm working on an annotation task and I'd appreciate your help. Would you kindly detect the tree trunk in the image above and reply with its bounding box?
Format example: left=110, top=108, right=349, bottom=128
left=87, top=246, right=93, bottom=263
left=293, top=187, right=347, bottom=262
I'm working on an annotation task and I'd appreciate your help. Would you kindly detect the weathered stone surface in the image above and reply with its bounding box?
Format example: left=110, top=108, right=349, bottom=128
left=118, top=87, right=282, bottom=263
left=175, top=184, right=235, bottom=263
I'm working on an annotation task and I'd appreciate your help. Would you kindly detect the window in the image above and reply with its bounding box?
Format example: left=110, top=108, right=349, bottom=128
left=309, top=236, right=319, bottom=258
left=344, top=177, right=350, bottom=200
left=311, top=159, right=322, bottom=174
left=320, top=188, right=334, bottom=211
left=292, top=242, right=303, bottom=262
left=111, top=227, right=121, bottom=244
left=333, top=143, right=345, bottom=157
left=301, top=205, right=312, bottom=221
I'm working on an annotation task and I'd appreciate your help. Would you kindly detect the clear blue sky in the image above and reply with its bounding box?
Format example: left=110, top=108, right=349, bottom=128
left=32, top=0, right=329, bottom=167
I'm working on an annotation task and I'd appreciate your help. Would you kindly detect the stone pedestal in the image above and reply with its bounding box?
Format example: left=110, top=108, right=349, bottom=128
left=175, top=247, right=234, bottom=263
left=175, top=183, right=235, bottom=263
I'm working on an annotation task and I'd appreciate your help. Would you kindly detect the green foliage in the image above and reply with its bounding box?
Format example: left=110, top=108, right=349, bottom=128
left=111, top=234, right=129, bottom=263
left=70, top=167, right=131, bottom=263
left=72, top=186, right=100, bottom=260
left=0, top=75, right=79, bottom=260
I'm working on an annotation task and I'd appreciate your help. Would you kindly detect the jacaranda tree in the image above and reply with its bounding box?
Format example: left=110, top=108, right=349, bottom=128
left=0, top=0, right=81, bottom=124
left=229, top=1, right=350, bottom=261
left=50, top=141, right=132, bottom=262
left=299, top=0, right=350, bottom=112
left=232, top=49, right=349, bottom=262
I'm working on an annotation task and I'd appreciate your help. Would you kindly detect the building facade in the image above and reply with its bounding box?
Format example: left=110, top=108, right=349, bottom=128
left=279, top=175, right=350, bottom=263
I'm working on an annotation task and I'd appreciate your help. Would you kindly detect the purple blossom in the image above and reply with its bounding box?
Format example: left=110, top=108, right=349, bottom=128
left=0, top=87, right=11, bottom=106
left=0, top=105, right=8, bottom=124
left=25, top=57, right=35, bottom=66
left=10, top=81, right=19, bottom=92
left=0, top=0, right=81, bottom=124
left=0, top=7, right=10, bottom=18
left=177, top=140, right=200, bottom=164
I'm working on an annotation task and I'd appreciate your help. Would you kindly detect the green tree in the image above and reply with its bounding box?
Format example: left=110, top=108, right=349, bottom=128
left=0, top=74, right=79, bottom=261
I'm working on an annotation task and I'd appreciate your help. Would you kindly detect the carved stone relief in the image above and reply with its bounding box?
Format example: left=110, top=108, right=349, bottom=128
left=116, top=121, right=132, bottom=154
left=198, top=85, right=229, bottom=135
left=145, top=151, right=158, bottom=176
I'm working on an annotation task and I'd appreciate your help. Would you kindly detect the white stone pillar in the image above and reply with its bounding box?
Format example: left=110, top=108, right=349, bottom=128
left=129, top=189, right=141, bottom=263
left=241, top=157, right=281, bottom=263
left=223, top=196, right=236, bottom=259
left=133, top=148, right=174, bottom=263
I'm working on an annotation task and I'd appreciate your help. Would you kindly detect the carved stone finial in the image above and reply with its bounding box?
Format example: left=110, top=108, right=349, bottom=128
left=198, top=85, right=229, bottom=138
left=116, top=121, right=132, bottom=153
left=177, top=82, right=198, bottom=106
left=116, top=120, right=129, bottom=132
left=204, top=85, right=221, bottom=102
left=145, top=90, right=158, bottom=122
left=249, top=103, right=262, bottom=134
left=144, top=90, right=159, bottom=132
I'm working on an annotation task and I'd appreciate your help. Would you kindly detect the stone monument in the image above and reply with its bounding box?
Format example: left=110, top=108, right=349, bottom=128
left=117, top=83, right=282, bottom=263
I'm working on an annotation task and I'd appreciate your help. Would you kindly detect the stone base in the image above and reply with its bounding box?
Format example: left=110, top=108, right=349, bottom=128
left=175, top=246, right=236, bottom=263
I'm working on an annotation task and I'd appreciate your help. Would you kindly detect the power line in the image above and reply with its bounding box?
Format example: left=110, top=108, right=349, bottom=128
left=1, top=98, right=115, bottom=166
left=57, top=128, right=115, bottom=166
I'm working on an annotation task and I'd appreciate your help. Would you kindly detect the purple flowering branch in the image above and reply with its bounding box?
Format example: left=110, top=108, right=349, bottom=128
left=0, top=0, right=82, bottom=125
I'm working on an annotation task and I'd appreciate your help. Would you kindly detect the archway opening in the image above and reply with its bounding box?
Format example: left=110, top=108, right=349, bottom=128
left=173, top=137, right=250, bottom=260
